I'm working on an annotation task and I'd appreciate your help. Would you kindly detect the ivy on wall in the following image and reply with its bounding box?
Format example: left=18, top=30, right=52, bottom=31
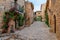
left=45, top=10, right=49, bottom=27
left=34, top=16, right=42, bottom=21
left=2, top=11, right=24, bottom=31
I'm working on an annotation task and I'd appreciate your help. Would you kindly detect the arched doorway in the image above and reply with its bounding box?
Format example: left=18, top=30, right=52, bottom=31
left=54, top=15, right=56, bottom=33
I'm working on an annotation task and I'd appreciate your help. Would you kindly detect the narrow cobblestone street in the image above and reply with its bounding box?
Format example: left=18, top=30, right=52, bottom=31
left=0, top=0, right=60, bottom=40
left=0, top=21, right=57, bottom=40
left=14, top=21, right=57, bottom=40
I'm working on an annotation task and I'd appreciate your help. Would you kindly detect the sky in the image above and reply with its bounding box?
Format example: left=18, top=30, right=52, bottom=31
left=28, top=0, right=47, bottom=12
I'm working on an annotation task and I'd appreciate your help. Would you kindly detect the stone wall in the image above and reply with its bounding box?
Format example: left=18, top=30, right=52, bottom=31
left=46, top=0, right=56, bottom=32
left=0, top=0, right=25, bottom=32
left=54, top=0, right=60, bottom=40
left=35, top=11, right=42, bottom=17
left=46, top=0, right=60, bottom=40
left=0, top=5, right=4, bottom=28
left=41, top=4, right=46, bottom=21
left=17, top=0, right=25, bottom=7
left=25, top=1, right=34, bottom=26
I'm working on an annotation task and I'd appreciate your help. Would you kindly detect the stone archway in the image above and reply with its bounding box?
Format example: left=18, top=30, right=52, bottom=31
left=54, top=15, right=56, bottom=33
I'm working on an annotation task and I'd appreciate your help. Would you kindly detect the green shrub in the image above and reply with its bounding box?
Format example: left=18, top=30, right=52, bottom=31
left=9, top=12, right=15, bottom=19
left=2, top=24, right=8, bottom=29
left=3, top=15, right=8, bottom=23
left=2, top=11, right=15, bottom=29
left=45, top=10, right=49, bottom=27
left=17, top=14, right=24, bottom=26
left=2, top=10, right=25, bottom=29
left=34, top=16, right=42, bottom=21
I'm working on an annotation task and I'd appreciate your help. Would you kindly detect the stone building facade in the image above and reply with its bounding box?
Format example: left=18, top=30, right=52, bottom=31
left=46, top=0, right=60, bottom=40
left=35, top=11, right=42, bottom=17
left=41, top=4, right=46, bottom=21
left=25, top=1, right=34, bottom=26
left=0, top=0, right=25, bottom=32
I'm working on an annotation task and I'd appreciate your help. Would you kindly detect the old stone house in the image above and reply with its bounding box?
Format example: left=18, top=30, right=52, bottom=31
left=35, top=11, right=42, bottom=21
left=0, top=0, right=25, bottom=33
left=46, top=0, right=60, bottom=40
left=35, top=11, right=42, bottom=17
left=41, top=4, right=46, bottom=21
left=25, top=1, right=34, bottom=26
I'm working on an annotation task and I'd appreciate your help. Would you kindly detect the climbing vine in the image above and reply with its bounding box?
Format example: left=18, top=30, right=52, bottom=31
left=2, top=10, right=24, bottom=33
left=45, top=10, right=49, bottom=27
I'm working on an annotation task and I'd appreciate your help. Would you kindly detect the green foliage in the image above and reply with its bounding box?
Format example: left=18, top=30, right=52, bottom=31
left=45, top=10, right=49, bottom=27
left=9, top=11, right=15, bottom=19
left=2, top=11, right=15, bottom=29
left=38, top=16, right=42, bottom=21
left=34, top=16, right=42, bottom=21
left=2, top=24, right=8, bottom=29
left=2, top=6, right=24, bottom=30
left=3, top=15, right=8, bottom=23
left=17, top=14, right=24, bottom=26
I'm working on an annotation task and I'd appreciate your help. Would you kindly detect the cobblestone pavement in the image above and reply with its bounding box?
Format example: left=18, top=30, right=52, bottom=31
left=0, top=21, right=57, bottom=40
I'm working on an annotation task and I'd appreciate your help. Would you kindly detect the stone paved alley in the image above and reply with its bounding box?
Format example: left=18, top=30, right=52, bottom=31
left=0, top=21, right=57, bottom=40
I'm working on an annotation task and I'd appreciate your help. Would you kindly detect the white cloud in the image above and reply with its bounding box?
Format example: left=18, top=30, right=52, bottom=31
left=35, top=0, right=40, bottom=2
